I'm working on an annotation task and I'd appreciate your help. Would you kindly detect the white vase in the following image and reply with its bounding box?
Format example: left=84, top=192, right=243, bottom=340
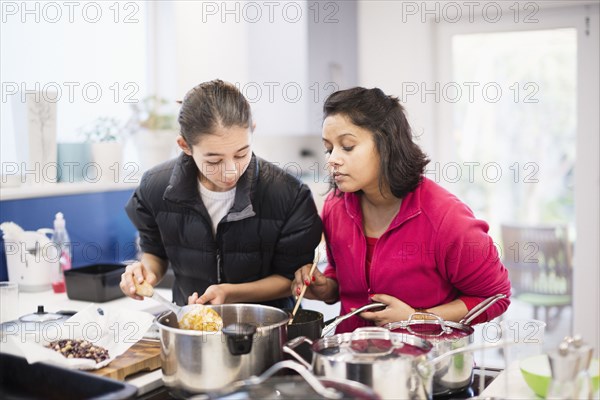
left=11, top=92, right=58, bottom=185
left=90, top=142, right=124, bottom=183
left=134, top=129, right=179, bottom=172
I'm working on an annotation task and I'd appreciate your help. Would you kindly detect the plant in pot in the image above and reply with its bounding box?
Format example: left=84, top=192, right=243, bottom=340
left=80, top=117, right=124, bottom=183
left=126, top=95, right=180, bottom=172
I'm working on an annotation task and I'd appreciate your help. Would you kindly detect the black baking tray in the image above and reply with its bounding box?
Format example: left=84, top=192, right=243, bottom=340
left=0, top=352, right=137, bottom=399
left=64, top=263, right=126, bottom=302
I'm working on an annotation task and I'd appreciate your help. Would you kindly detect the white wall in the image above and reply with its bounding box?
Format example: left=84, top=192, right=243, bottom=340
left=172, top=2, right=249, bottom=97
left=246, top=3, right=310, bottom=136
left=357, top=1, right=437, bottom=159
left=573, top=3, right=600, bottom=355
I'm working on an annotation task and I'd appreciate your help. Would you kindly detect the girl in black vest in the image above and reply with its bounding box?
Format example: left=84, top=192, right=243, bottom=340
left=120, top=80, right=322, bottom=308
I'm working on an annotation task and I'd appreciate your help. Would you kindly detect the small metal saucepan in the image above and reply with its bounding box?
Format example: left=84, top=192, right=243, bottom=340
left=284, top=327, right=434, bottom=399
left=286, top=303, right=385, bottom=362
left=383, top=294, right=507, bottom=396
left=284, top=326, right=513, bottom=400
left=287, top=303, right=386, bottom=340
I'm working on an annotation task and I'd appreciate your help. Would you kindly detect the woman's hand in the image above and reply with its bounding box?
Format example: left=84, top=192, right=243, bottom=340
left=119, top=261, right=158, bottom=300
left=188, top=284, right=229, bottom=305
left=359, top=294, right=416, bottom=326
left=291, top=264, right=337, bottom=302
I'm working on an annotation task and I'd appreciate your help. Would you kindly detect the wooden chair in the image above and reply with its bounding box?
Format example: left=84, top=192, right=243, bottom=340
left=500, top=225, right=572, bottom=331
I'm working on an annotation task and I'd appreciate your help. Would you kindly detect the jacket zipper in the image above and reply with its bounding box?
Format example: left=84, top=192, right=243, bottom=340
left=215, top=221, right=225, bottom=284
left=216, top=249, right=223, bottom=284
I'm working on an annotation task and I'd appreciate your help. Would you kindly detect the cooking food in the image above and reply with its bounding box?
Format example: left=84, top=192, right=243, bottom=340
left=46, top=339, right=110, bottom=363
left=134, top=279, right=154, bottom=297
left=179, top=305, right=223, bottom=332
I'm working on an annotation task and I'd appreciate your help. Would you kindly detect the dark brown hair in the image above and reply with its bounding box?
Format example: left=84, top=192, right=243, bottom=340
left=178, top=79, right=253, bottom=145
left=323, top=87, right=430, bottom=198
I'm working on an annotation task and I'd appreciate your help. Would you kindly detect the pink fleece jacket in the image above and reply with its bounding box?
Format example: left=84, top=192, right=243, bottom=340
left=323, top=177, right=511, bottom=333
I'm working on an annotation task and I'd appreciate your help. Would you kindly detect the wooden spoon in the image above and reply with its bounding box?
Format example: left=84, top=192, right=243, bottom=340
left=289, top=246, right=321, bottom=325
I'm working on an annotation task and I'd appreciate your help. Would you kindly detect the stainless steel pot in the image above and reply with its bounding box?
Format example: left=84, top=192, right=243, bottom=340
left=383, top=294, right=506, bottom=396
left=156, top=304, right=289, bottom=396
left=284, top=327, right=435, bottom=399
left=284, top=328, right=512, bottom=400
left=190, top=360, right=381, bottom=400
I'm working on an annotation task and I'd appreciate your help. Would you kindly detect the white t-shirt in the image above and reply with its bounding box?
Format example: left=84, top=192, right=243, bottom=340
left=199, top=180, right=237, bottom=236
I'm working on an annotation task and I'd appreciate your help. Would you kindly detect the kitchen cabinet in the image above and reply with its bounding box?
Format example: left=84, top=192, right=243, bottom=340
left=0, top=185, right=138, bottom=281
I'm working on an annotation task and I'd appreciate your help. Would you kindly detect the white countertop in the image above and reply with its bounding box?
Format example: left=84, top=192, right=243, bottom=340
left=14, top=287, right=171, bottom=318
left=6, top=288, right=171, bottom=396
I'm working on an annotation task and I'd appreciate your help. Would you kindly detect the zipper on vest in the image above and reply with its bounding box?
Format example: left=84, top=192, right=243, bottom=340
left=216, top=249, right=223, bottom=284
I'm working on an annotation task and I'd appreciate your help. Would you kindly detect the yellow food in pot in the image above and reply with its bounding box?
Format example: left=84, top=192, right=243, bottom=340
left=179, top=305, right=223, bottom=332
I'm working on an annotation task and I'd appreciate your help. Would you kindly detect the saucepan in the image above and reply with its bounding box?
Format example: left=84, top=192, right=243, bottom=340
left=287, top=302, right=386, bottom=340
left=285, top=303, right=386, bottom=363
left=383, top=294, right=507, bottom=396
left=284, top=326, right=513, bottom=400
left=286, top=303, right=386, bottom=361
left=156, top=304, right=289, bottom=397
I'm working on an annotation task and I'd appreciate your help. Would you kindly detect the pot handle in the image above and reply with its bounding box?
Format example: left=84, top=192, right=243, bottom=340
left=409, top=313, right=453, bottom=336
left=459, top=294, right=507, bottom=325
left=429, top=339, right=515, bottom=365
left=282, top=336, right=313, bottom=369
left=321, top=302, right=386, bottom=337
left=237, top=360, right=342, bottom=399
left=222, top=323, right=257, bottom=356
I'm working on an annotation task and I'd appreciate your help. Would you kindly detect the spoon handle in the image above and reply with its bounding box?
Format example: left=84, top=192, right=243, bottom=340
left=289, top=247, right=321, bottom=324
left=151, top=290, right=181, bottom=315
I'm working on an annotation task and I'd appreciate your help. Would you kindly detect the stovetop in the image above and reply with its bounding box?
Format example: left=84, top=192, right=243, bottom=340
left=434, top=366, right=501, bottom=399
left=138, top=367, right=502, bottom=400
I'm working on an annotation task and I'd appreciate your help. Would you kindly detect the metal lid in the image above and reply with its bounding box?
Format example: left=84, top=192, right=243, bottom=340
left=313, top=327, right=432, bottom=363
left=384, top=313, right=473, bottom=341
left=19, top=305, right=65, bottom=323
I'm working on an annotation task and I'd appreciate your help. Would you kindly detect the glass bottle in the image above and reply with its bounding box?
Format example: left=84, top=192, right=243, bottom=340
left=50, top=212, right=72, bottom=293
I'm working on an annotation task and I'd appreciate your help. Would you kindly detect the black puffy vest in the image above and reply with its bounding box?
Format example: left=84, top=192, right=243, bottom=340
left=126, top=153, right=323, bottom=307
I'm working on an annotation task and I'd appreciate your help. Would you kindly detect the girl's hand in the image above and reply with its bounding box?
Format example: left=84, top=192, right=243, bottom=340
left=188, top=285, right=228, bottom=305
left=120, top=261, right=157, bottom=300
left=359, top=294, right=416, bottom=326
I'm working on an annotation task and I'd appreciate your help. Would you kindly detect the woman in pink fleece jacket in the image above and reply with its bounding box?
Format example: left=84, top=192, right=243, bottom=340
left=292, top=87, right=511, bottom=334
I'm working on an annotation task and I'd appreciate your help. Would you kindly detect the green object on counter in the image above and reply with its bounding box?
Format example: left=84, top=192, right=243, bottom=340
left=520, top=354, right=599, bottom=398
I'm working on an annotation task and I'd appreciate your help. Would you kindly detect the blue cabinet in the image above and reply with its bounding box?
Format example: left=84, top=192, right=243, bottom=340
left=0, top=189, right=137, bottom=281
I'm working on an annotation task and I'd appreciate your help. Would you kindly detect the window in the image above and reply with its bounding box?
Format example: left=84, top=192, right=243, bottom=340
left=434, top=3, right=599, bottom=365
left=450, top=29, right=576, bottom=234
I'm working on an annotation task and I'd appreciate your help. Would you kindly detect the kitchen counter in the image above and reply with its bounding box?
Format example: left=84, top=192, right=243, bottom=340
left=4, top=287, right=172, bottom=396
left=4, top=290, right=544, bottom=399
